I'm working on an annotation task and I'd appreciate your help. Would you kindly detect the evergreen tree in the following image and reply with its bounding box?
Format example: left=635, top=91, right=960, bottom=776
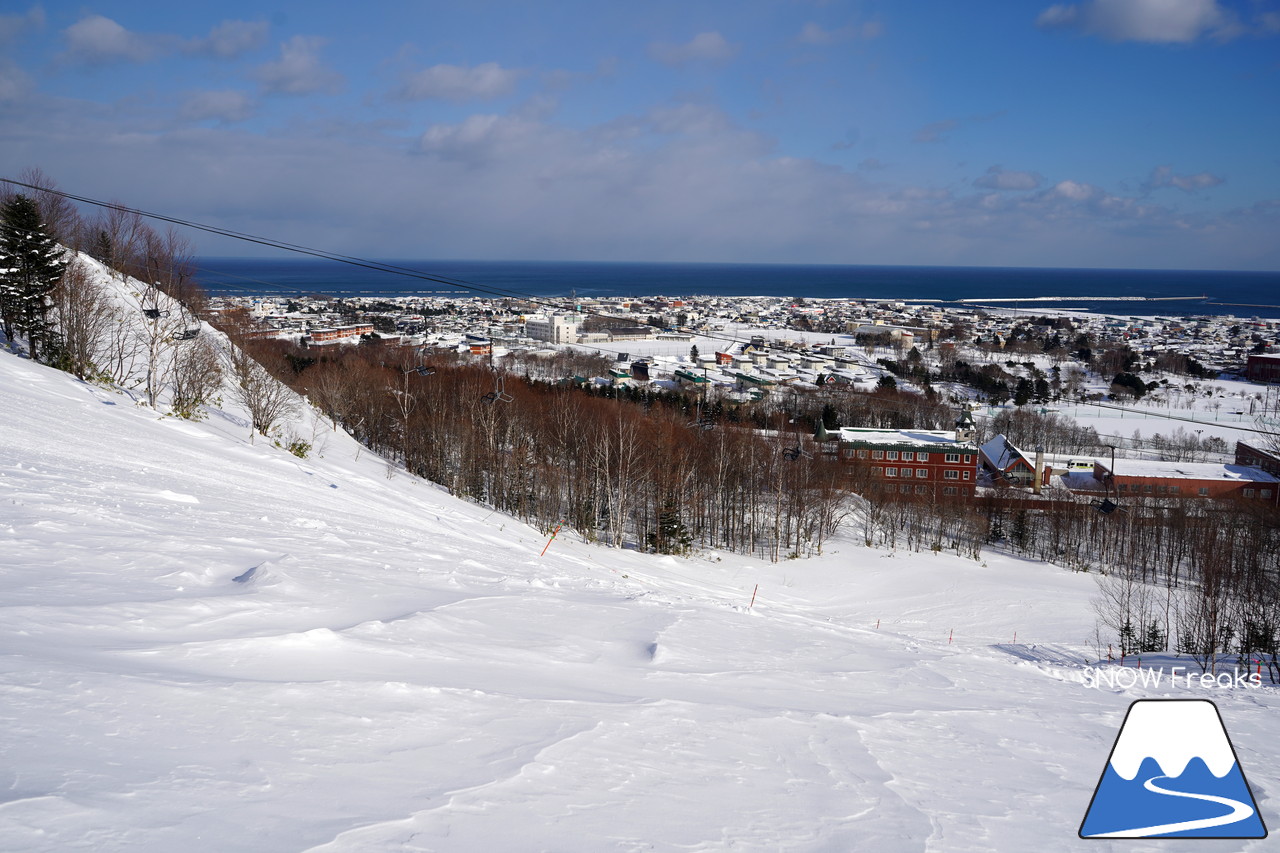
left=0, top=194, right=67, bottom=361
left=1013, top=377, right=1032, bottom=407
left=1141, top=619, right=1166, bottom=653
left=648, top=498, right=692, bottom=555
left=1119, top=620, right=1140, bottom=657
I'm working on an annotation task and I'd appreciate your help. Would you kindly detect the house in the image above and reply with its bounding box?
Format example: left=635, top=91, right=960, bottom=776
left=979, top=434, right=1052, bottom=490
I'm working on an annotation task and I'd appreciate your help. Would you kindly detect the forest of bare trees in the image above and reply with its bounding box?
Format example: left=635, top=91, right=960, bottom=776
left=232, top=337, right=857, bottom=561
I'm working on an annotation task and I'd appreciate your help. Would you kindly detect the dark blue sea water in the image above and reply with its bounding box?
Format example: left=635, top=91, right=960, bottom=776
left=194, top=258, right=1280, bottom=319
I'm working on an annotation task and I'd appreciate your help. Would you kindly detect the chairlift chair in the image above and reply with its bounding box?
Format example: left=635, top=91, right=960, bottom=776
left=687, top=400, right=715, bottom=431
left=481, top=373, right=514, bottom=404
left=783, top=445, right=812, bottom=461
left=142, top=308, right=169, bottom=320
left=1090, top=497, right=1125, bottom=515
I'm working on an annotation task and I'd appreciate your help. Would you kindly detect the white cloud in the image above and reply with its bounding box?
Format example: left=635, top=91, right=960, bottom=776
left=59, top=15, right=268, bottom=65
left=974, top=165, right=1044, bottom=191
left=418, top=113, right=554, bottom=164
left=6, top=94, right=1273, bottom=269
left=1049, top=179, right=1100, bottom=201
left=181, top=90, right=255, bottom=124
left=913, top=119, right=958, bottom=144
left=253, top=36, right=343, bottom=96
left=186, top=20, right=269, bottom=59
left=649, top=32, right=738, bottom=66
left=60, top=14, right=173, bottom=64
left=0, top=6, right=44, bottom=43
left=1036, top=0, right=1241, bottom=43
left=0, top=63, right=32, bottom=101
left=796, top=21, right=883, bottom=44
left=0, top=7, right=39, bottom=102
left=398, top=63, right=525, bottom=101
left=1143, top=164, right=1224, bottom=191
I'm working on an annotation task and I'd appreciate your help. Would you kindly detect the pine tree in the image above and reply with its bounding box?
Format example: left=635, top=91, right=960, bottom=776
left=1013, top=377, right=1032, bottom=407
left=1141, top=619, right=1165, bottom=653
left=0, top=194, right=67, bottom=361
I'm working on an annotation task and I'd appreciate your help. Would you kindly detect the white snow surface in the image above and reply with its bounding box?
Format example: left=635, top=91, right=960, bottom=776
left=1108, top=701, right=1236, bottom=781
left=2, top=301, right=1278, bottom=850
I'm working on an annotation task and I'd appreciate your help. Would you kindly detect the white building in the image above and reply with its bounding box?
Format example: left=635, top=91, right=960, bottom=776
left=524, top=313, right=581, bottom=345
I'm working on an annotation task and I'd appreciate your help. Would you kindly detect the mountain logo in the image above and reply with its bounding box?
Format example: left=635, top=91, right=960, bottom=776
left=1080, top=699, right=1267, bottom=839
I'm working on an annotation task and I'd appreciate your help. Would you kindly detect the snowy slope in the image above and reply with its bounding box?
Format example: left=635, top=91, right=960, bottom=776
left=2, top=333, right=1278, bottom=851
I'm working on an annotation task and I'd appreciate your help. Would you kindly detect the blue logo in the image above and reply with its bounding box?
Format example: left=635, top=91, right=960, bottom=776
left=1080, top=699, right=1267, bottom=839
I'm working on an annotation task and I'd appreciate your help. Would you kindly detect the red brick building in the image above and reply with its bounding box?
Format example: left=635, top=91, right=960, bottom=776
left=1068, top=459, right=1279, bottom=503
left=1236, top=441, right=1280, bottom=476
left=307, top=324, right=374, bottom=343
left=1246, top=354, right=1280, bottom=383
left=833, top=423, right=981, bottom=498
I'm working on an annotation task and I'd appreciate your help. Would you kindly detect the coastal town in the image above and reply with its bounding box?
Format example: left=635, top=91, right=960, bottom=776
left=212, top=290, right=1280, bottom=509
left=219, top=291, right=1280, bottom=380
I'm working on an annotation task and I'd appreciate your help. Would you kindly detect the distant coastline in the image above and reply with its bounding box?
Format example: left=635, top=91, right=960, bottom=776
left=194, top=258, right=1280, bottom=319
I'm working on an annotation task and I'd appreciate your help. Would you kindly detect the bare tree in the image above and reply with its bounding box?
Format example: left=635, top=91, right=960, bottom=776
left=170, top=335, right=222, bottom=419
left=52, top=258, right=118, bottom=380
left=135, top=285, right=186, bottom=408
left=13, top=167, right=81, bottom=247
left=224, top=343, right=299, bottom=439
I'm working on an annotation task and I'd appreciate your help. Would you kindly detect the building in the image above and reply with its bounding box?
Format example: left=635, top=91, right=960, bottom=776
left=1064, top=459, right=1279, bottom=502
left=306, top=324, right=374, bottom=343
left=607, top=326, right=656, bottom=341
left=524, top=313, right=581, bottom=345
left=1245, top=354, right=1280, bottom=383
left=979, top=434, right=1052, bottom=490
left=830, top=413, right=981, bottom=497
left=1235, top=441, right=1280, bottom=477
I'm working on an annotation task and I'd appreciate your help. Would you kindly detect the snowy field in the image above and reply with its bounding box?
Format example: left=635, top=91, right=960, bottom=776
left=2, top=318, right=1278, bottom=850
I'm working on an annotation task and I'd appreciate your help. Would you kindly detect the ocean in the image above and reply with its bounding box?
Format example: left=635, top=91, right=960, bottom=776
left=194, top=258, right=1280, bottom=319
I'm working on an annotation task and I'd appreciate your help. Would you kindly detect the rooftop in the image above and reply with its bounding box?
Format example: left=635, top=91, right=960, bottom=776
left=1098, top=460, right=1280, bottom=483
left=836, top=428, right=970, bottom=448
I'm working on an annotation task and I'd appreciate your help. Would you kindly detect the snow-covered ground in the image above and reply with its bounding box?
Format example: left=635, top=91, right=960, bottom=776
left=2, top=301, right=1278, bottom=850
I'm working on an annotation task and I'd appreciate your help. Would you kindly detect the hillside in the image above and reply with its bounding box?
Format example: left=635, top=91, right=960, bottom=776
left=1, top=280, right=1277, bottom=850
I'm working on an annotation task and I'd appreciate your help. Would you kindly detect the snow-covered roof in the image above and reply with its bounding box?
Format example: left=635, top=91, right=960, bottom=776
left=836, top=427, right=969, bottom=448
left=1099, top=460, right=1280, bottom=483
left=979, top=434, right=1031, bottom=471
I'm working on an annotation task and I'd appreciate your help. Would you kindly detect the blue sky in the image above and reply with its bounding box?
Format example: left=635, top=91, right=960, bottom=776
left=2, top=1, right=1278, bottom=269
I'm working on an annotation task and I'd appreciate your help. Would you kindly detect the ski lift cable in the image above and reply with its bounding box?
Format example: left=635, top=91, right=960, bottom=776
left=3, top=177, right=893, bottom=371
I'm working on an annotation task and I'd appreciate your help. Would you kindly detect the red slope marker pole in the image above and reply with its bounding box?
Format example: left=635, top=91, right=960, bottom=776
left=748, top=584, right=759, bottom=610
left=539, top=520, right=565, bottom=557
left=948, top=628, right=953, bottom=644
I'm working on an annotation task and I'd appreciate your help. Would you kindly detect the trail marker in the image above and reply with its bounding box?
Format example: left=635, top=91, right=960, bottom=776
left=539, top=520, right=564, bottom=557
